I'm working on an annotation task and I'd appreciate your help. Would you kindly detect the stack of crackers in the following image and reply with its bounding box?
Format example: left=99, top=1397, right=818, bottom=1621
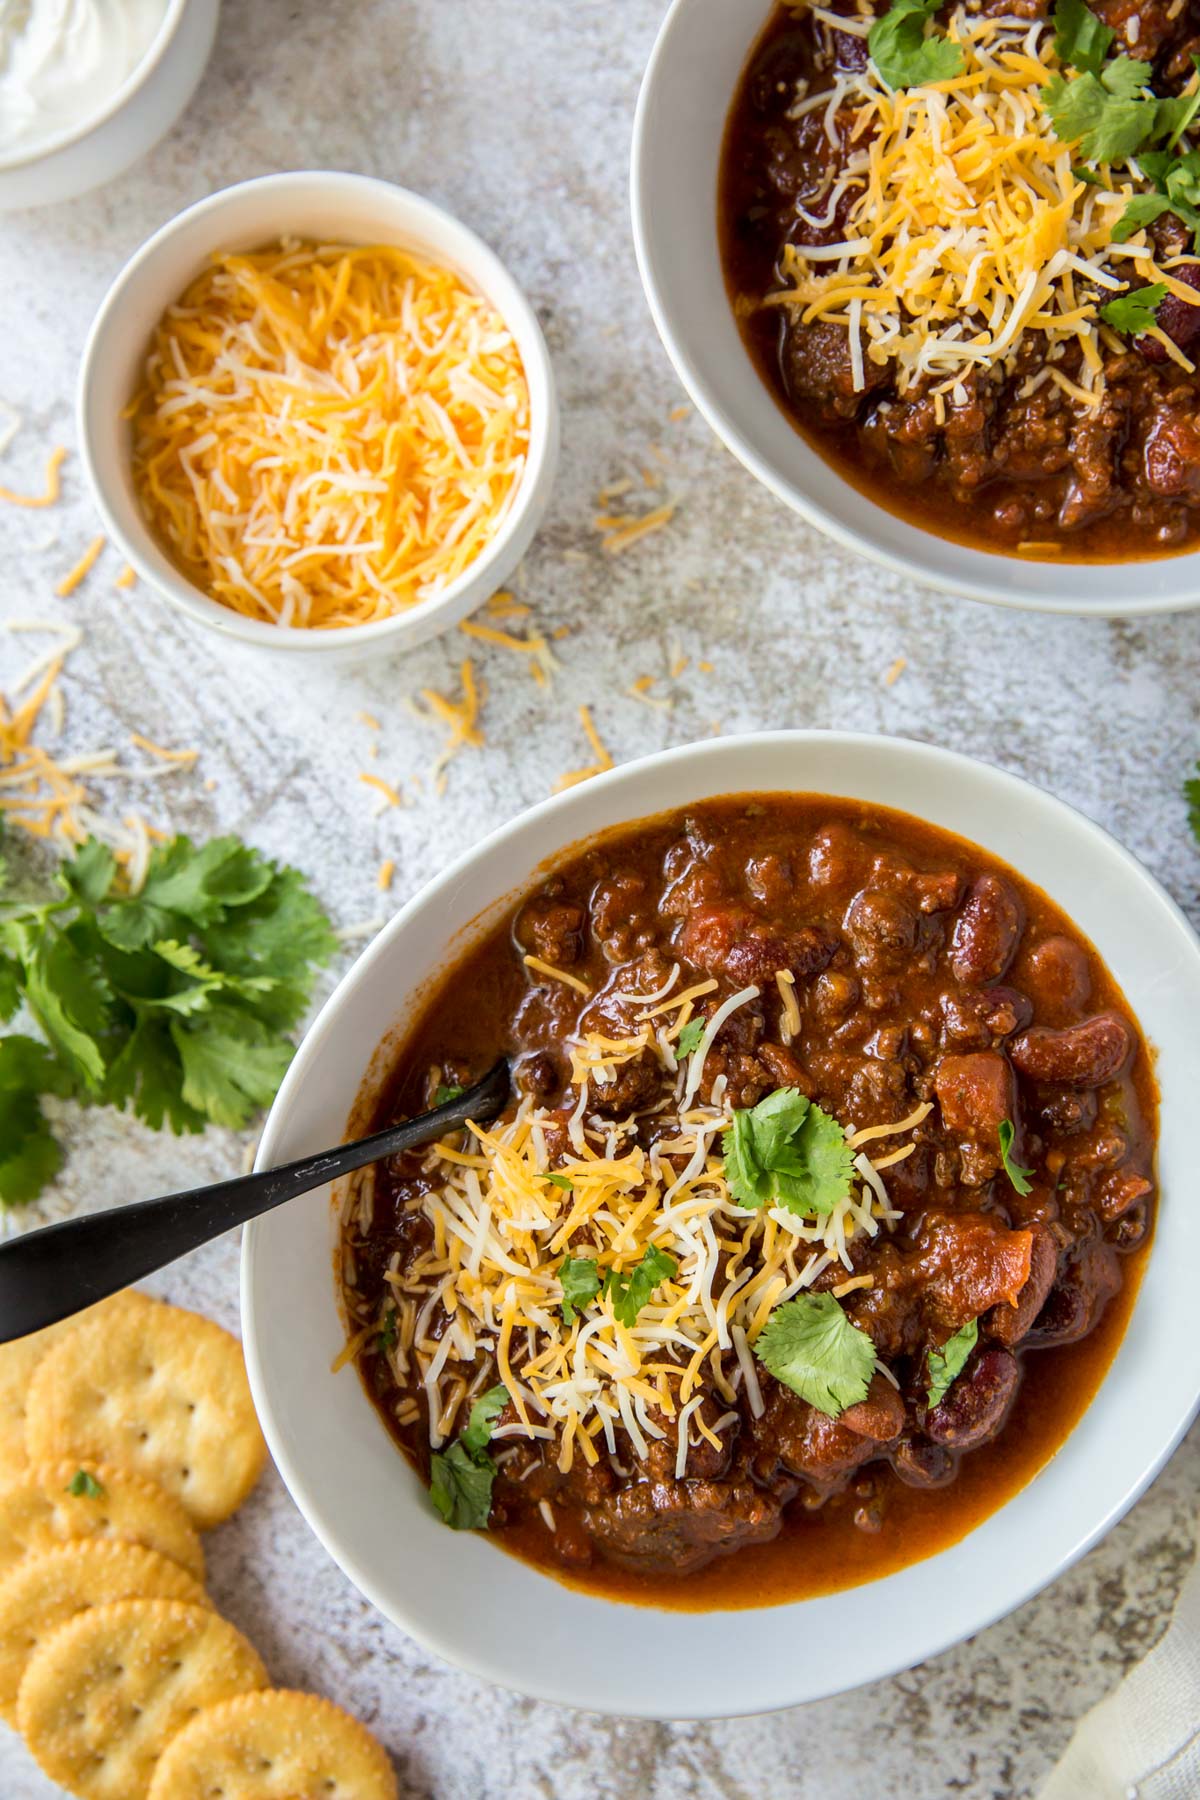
left=0, top=1289, right=397, bottom=1800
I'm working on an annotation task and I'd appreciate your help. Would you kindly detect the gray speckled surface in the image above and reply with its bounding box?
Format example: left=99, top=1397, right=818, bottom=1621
left=1, top=2, right=1199, bottom=1795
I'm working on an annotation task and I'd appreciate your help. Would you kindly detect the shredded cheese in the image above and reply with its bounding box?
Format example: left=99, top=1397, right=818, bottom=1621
left=0, top=446, right=66, bottom=508
left=765, top=10, right=1200, bottom=403
left=55, top=535, right=105, bottom=597
left=554, top=704, right=614, bottom=792
left=342, top=999, right=926, bottom=1478
left=130, top=240, right=530, bottom=630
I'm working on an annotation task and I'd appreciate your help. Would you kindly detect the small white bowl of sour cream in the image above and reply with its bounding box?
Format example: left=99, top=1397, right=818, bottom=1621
left=0, top=0, right=219, bottom=211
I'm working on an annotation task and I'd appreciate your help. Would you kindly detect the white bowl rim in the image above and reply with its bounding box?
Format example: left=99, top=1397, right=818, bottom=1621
left=629, top=0, right=1200, bottom=616
left=76, top=169, right=557, bottom=653
left=243, top=729, right=1200, bottom=1717
left=0, top=0, right=190, bottom=172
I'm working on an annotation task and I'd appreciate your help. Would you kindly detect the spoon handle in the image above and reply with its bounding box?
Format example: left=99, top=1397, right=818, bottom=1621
left=0, top=1059, right=509, bottom=1343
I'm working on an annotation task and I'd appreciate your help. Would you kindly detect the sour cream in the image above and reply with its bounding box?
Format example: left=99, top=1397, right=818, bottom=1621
left=0, top=0, right=169, bottom=161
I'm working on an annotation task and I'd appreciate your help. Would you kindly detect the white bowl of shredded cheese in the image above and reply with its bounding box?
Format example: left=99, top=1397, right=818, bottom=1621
left=77, top=170, right=559, bottom=659
left=631, top=0, right=1200, bottom=614
left=242, top=730, right=1200, bottom=1716
left=0, top=0, right=219, bottom=210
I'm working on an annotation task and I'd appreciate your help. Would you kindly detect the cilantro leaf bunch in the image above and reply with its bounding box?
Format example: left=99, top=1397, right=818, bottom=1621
left=0, top=832, right=336, bottom=1206
left=723, top=1087, right=855, bottom=1219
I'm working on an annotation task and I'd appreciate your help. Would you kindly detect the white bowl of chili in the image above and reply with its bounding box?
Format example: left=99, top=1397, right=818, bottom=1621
left=631, top=0, right=1200, bottom=614
left=77, top=171, right=559, bottom=661
left=242, top=731, right=1200, bottom=1718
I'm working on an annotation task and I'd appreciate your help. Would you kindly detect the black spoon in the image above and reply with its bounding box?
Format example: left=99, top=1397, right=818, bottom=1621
left=0, top=1058, right=510, bottom=1346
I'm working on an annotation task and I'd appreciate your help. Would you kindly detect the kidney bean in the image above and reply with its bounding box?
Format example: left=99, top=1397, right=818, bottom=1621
left=925, top=1348, right=1020, bottom=1449
left=844, top=887, right=918, bottom=972
left=724, top=926, right=835, bottom=987
left=1025, top=934, right=1092, bottom=1017
left=1010, top=1012, right=1133, bottom=1088
left=988, top=1223, right=1058, bottom=1346
left=839, top=1374, right=906, bottom=1443
left=1136, top=262, right=1200, bottom=363
left=950, top=875, right=1024, bottom=985
left=890, top=1436, right=956, bottom=1489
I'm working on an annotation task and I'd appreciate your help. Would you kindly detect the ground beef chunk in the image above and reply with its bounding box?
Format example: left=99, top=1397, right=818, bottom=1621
left=750, top=1374, right=905, bottom=1494
left=581, top=1478, right=784, bottom=1573
left=517, top=890, right=584, bottom=966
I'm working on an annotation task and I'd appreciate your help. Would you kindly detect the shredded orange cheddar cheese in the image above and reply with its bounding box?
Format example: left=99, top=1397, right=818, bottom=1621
left=130, top=240, right=530, bottom=630
left=0, top=446, right=67, bottom=508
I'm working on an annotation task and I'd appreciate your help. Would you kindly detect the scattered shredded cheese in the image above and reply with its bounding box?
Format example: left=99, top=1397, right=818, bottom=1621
left=554, top=704, right=614, bottom=792
left=55, top=535, right=105, bottom=597
left=0, top=446, right=67, bottom=508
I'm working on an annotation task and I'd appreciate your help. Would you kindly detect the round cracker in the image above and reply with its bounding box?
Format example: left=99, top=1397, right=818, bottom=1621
left=0, top=1291, right=154, bottom=1480
left=0, top=1460, right=204, bottom=1584
left=24, top=1300, right=266, bottom=1529
left=147, top=1688, right=399, bottom=1800
left=0, top=1537, right=207, bottom=1723
left=18, top=1597, right=267, bottom=1800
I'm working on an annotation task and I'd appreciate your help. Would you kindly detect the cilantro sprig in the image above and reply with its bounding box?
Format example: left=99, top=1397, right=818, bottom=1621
left=0, top=833, right=335, bottom=1206
left=926, top=1319, right=978, bottom=1408
left=1099, top=283, right=1167, bottom=332
left=675, top=1017, right=705, bottom=1059
left=429, top=1384, right=509, bottom=1531
left=723, top=1087, right=854, bottom=1219
left=997, top=1118, right=1034, bottom=1196
left=558, top=1244, right=678, bottom=1328
left=559, top=1254, right=602, bottom=1325
left=1047, top=0, right=1200, bottom=214
left=868, top=0, right=964, bottom=92
left=754, top=1293, right=877, bottom=1418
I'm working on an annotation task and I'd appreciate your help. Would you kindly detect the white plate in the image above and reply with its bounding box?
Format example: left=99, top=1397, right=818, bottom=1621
left=631, top=0, right=1200, bottom=614
left=243, top=732, right=1200, bottom=1718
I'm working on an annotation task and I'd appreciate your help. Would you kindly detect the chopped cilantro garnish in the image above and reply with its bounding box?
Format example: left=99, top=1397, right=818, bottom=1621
left=1044, top=63, right=1157, bottom=165
left=433, top=1083, right=464, bottom=1106
left=602, top=1245, right=678, bottom=1328
left=754, top=1293, right=877, bottom=1418
left=1186, top=760, right=1200, bottom=842
left=1099, top=282, right=1166, bottom=332
left=461, top=1384, right=509, bottom=1456
left=1053, top=0, right=1114, bottom=77
left=65, top=1470, right=105, bottom=1499
left=376, top=1306, right=398, bottom=1356
left=0, top=833, right=335, bottom=1206
left=675, top=1018, right=705, bottom=1059
left=542, top=1172, right=573, bottom=1191
left=997, top=1118, right=1035, bottom=1196
left=723, top=1087, right=854, bottom=1219
left=1072, top=163, right=1108, bottom=186
left=926, top=1319, right=978, bottom=1408
left=559, top=1254, right=602, bottom=1325
left=868, top=0, right=964, bottom=92
left=429, top=1383, right=508, bottom=1530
